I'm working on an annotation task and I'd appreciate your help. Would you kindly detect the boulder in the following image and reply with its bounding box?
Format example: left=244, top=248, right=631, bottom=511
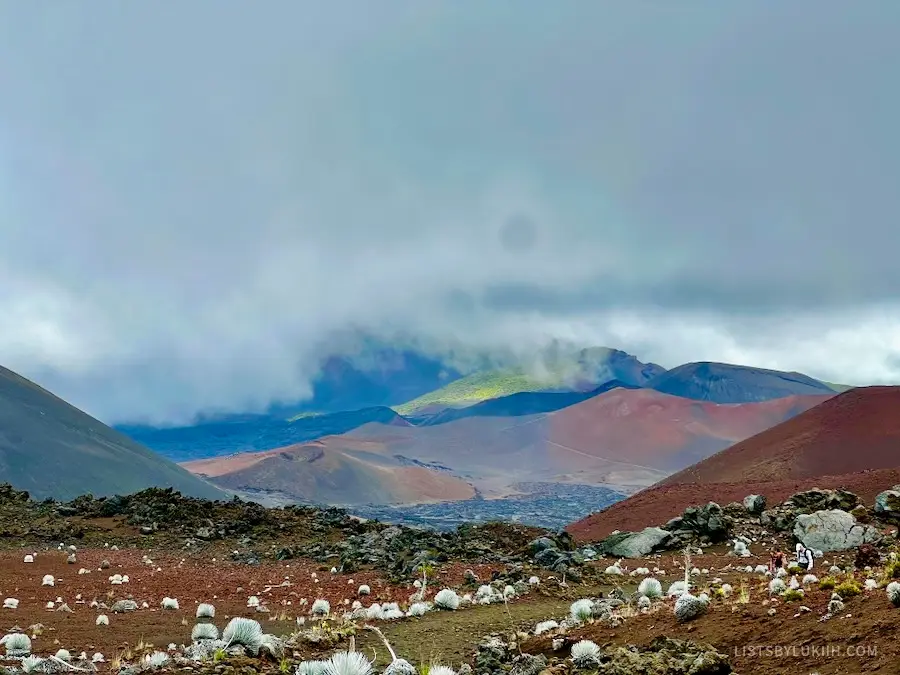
left=787, top=488, right=859, bottom=513
left=680, top=502, right=731, bottom=542
left=743, top=494, right=766, bottom=514
left=793, top=509, right=881, bottom=552
left=874, top=486, right=900, bottom=520
left=598, top=527, right=672, bottom=558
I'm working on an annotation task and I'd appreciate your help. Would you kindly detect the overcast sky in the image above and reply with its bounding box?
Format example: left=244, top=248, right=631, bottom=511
left=1, top=2, right=899, bottom=424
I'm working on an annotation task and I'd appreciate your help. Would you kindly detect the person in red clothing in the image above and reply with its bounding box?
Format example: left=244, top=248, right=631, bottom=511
left=769, top=548, right=785, bottom=573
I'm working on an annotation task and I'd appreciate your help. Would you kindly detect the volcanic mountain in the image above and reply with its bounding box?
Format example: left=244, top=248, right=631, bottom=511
left=0, top=365, right=224, bottom=501
left=120, top=406, right=411, bottom=462
left=645, top=362, right=837, bottom=404
left=567, top=386, right=900, bottom=541
left=182, top=387, right=829, bottom=506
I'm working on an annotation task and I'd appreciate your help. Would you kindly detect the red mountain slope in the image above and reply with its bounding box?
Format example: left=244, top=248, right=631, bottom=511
left=182, top=387, right=829, bottom=505
left=568, top=387, right=900, bottom=541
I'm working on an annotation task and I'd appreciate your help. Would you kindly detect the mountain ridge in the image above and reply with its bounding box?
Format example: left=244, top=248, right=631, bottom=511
left=0, top=364, right=225, bottom=501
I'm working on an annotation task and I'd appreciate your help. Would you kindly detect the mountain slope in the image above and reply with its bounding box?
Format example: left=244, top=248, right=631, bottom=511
left=119, top=406, right=410, bottom=462
left=645, top=362, right=836, bottom=403
left=182, top=442, right=475, bottom=506
left=418, top=380, right=641, bottom=426
left=0, top=365, right=224, bottom=501
left=394, top=347, right=664, bottom=415
left=567, top=386, right=900, bottom=541
left=184, top=388, right=828, bottom=505
left=659, top=385, right=900, bottom=485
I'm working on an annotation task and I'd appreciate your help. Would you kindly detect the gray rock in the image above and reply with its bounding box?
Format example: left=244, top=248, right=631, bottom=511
left=793, top=509, right=881, bottom=552
left=599, top=526, right=672, bottom=557
left=787, top=488, right=859, bottom=513
left=874, top=486, right=900, bottom=520
left=110, top=599, right=138, bottom=613
left=743, top=494, right=766, bottom=514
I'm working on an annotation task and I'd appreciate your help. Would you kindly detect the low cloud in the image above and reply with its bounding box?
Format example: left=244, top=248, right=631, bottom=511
left=0, top=2, right=898, bottom=424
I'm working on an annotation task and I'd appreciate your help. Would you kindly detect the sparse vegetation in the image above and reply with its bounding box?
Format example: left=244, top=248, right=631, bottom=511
left=392, top=370, right=564, bottom=415
left=834, top=579, right=862, bottom=598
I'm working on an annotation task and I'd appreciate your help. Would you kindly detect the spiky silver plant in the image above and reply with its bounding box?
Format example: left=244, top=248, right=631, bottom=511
left=1, top=632, right=32, bottom=657
left=569, top=599, right=593, bottom=623
left=674, top=593, right=708, bottom=622
left=311, top=599, right=330, bottom=616
left=886, top=581, right=900, bottom=607
left=296, top=661, right=330, bottom=675
left=191, top=623, right=219, bottom=641
left=434, top=589, right=460, bottom=610
left=196, top=602, right=215, bottom=618
left=428, top=667, right=456, bottom=675
left=142, top=651, right=170, bottom=669
left=222, top=617, right=264, bottom=655
left=637, top=578, right=663, bottom=599
left=570, top=640, right=602, bottom=668
left=21, top=656, right=44, bottom=673
left=322, top=650, right=373, bottom=675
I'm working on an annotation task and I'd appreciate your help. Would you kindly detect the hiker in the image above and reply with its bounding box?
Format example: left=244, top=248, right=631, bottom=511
left=796, top=542, right=814, bottom=571
left=769, top=548, right=785, bottom=573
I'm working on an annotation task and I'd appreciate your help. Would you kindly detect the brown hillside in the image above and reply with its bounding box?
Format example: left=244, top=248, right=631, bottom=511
left=567, top=387, right=900, bottom=541
left=660, top=385, right=900, bottom=485
left=184, top=388, right=829, bottom=504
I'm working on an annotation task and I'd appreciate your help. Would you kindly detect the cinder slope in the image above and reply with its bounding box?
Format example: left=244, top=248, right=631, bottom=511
left=646, top=362, right=836, bottom=403
left=567, top=387, right=900, bottom=541
left=182, top=442, right=475, bottom=505
left=0, top=365, right=224, bottom=501
left=659, top=386, right=900, bottom=485
left=184, top=388, right=827, bottom=504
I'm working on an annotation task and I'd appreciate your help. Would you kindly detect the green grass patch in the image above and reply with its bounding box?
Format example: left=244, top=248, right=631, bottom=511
left=392, top=369, right=564, bottom=415
left=286, top=411, right=324, bottom=422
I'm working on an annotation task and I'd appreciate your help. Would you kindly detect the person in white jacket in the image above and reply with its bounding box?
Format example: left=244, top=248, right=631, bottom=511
left=795, top=542, right=813, bottom=571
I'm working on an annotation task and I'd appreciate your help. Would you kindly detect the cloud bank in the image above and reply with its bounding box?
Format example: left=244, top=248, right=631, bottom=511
left=1, top=1, right=898, bottom=424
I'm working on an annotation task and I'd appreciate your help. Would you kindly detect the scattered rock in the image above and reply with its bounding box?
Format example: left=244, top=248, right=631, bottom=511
left=743, top=494, right=766, bottom=514
left=794, top=509, right=881, bottom=552
left=597, top=527, right=671, bottom=558
left=874, top=486, right=900, bottom=520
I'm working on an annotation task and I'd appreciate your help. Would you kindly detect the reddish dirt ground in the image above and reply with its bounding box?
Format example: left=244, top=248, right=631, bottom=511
left=524, top=546, right=896, bottom=675
left=0, top=547, right=504, bottom=663
left=568, top=468, right=900, bottom=541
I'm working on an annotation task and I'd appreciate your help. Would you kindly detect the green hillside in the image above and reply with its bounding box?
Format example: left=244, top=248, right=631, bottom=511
left=392, top=369, right=563, bottom=415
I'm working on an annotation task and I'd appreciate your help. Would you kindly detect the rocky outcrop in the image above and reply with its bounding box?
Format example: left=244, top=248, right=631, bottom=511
left=589, top=637, right=731, bottom=674
left=793, top=509, right=881, bottom=552
left=527, top=531, right=587, bottom=576
left=789, top=488, right=859, bottom=512
left=743, top=494, right=766, bottom=514
left=760, top=488, right=861, bottom=532
left=663, top=502, right=732, bottom=544
left=597, top=527, right=671, bottom=558
left=874, top=486, right=900, bottom=520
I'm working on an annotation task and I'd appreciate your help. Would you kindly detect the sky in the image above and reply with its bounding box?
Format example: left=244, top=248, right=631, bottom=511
left=1, top=1, right=899, bottom=425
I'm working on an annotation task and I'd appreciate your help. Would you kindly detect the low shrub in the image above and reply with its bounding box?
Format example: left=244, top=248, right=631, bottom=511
left=818, top=576, right=836, bottom=590
left=834, top=579, right=862, bottom=598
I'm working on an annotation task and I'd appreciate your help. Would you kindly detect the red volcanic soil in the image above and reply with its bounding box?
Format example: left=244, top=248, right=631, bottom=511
left=659, top=385, right=900, bottom=485
left=0, top=547, right=502, bottom=659
left=547, top=388, right=830, bottom=473
left=568, top=387, right=900, bottom=541
left=568, top=467, right=900, bottom=541
left=182, top=441, right=476, bottom=505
